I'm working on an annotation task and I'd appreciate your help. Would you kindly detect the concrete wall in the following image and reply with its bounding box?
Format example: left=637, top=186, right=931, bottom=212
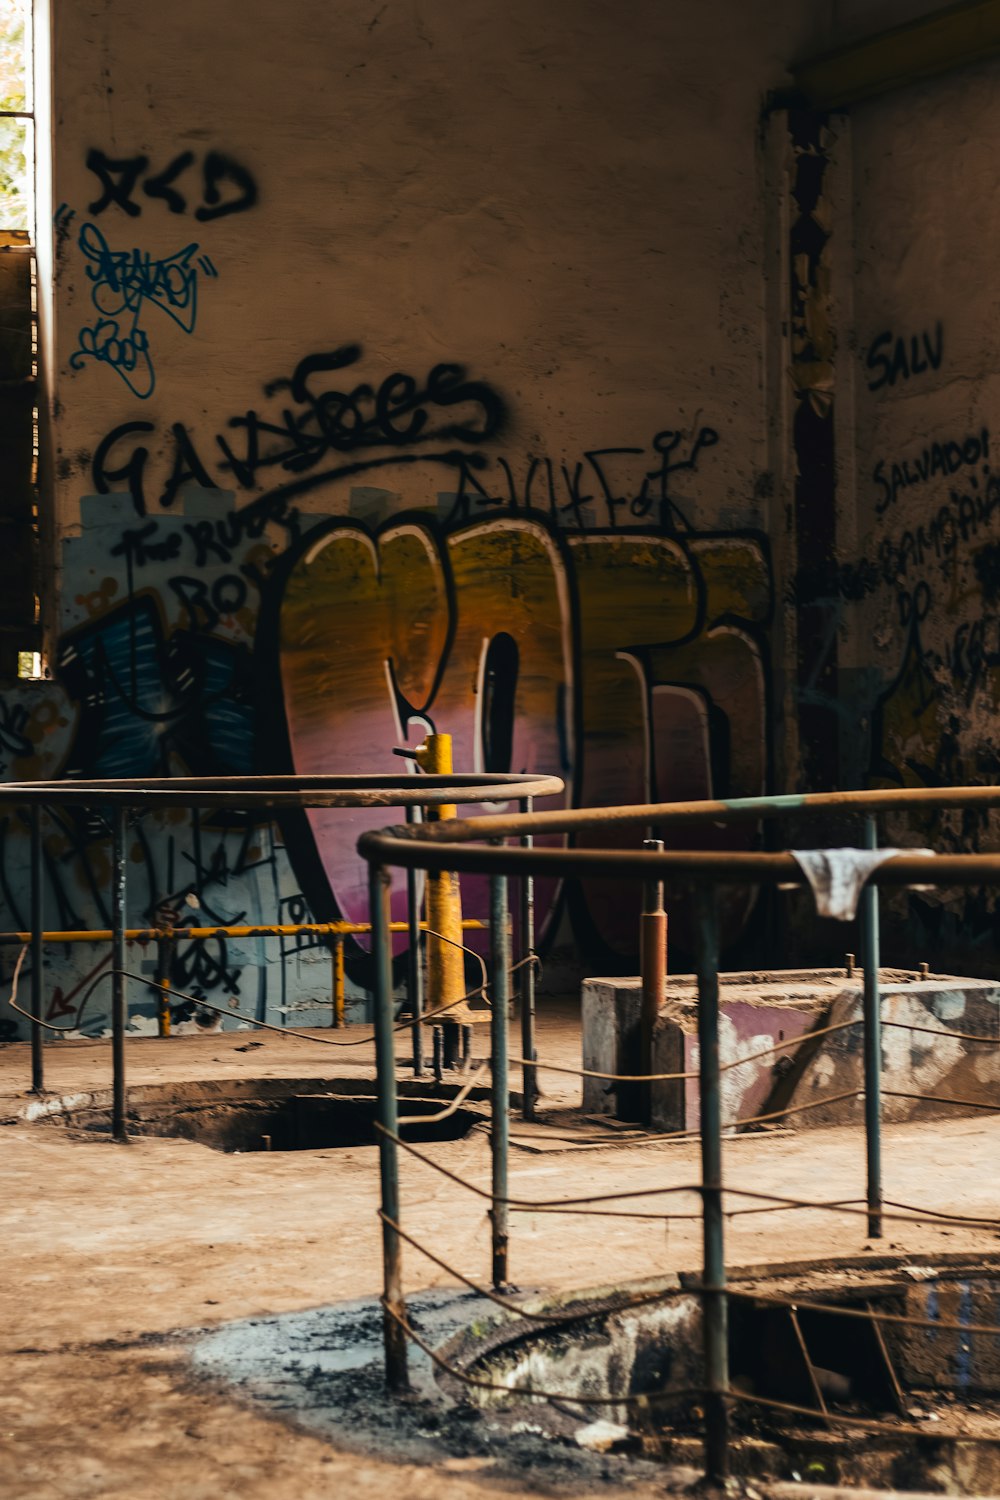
left=0, top=0, right=829, bottom=1035
left=8, top=0, right=1000, bottom=1036
left=828, top=46, right=1000, bottom=970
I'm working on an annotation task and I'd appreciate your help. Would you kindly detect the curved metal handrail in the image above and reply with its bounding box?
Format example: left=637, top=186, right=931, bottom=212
left=358, top=783, right=1000, bottom=878
left=0, top=772, right=565, bottom=808
left=361, top=781, right=1000, bottom=1465
left=357, top=837, right=1000, bottom=883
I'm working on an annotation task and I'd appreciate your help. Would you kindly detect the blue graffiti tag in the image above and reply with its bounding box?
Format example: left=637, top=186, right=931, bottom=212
left=69, top=221, right=219, bottom=399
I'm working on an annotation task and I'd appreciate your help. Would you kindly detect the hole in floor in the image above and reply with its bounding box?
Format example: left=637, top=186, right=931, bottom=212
left=38, top=1077, right=489, bottom=1151
left=449, top=1256, right=1000, bottom=1494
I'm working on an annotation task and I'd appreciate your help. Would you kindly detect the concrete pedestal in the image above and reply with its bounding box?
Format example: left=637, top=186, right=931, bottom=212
left=581, top=967, right=1000, bottom=1132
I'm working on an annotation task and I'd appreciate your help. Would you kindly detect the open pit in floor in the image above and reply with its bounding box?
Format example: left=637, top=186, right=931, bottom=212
left=191, top=1253, right=1000, bottom=1496
left=25, top=1075, right=490, bottom=1150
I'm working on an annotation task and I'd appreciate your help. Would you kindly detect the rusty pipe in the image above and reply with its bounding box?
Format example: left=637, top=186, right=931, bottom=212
left=639, top=838, right=667, bottom=1127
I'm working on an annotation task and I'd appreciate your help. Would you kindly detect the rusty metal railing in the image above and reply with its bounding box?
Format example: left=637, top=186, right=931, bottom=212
left=0, top=771, right=564, bottom=1138
left=0, top=918, right=490, bottom=1032
left=358, top=783, right=1000, bottom=1485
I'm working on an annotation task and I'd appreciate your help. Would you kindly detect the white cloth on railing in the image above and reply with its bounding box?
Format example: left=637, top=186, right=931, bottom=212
left=789, top=847, right=935, bottom=921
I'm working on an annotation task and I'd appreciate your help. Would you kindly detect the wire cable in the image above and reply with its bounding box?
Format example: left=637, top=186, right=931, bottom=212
left=379, top=1212, right=694, bottom=1324
left=508, top=1017, right=862, bottom=1084
left=397, top=1064, right=488, bottom=1127
left=722, top=1283, right=1000, bottom=1338
left=728, top=1388, right=1000, bottom=1444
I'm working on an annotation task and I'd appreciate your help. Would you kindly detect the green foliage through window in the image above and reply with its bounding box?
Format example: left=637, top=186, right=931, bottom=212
left=0, top=0, right=30, bottom=231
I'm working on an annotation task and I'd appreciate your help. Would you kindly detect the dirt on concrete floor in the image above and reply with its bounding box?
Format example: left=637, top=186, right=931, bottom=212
left=1, top=1014, right=998, bottom=1499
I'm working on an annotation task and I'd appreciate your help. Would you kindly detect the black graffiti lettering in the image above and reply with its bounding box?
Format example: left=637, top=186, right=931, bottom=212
left=169, top=575, right=218, bottom=632
left=226, top=488, right=302, bottom=547
left=924, top=323, right=944, bottom=371
left=558, top=461, right=595, bottom=528
left=93, top=349, right=719, bottom=539
left=866, top=322, right=943, bottom=392
left=219, top=349, right=509, bottom=491
left=374, top=373, right=425, bottom=443
left=215, top=410, right=267, bottom=490
left=87, top=146, right=258, bottom=221
left=866, top=331, right=893, bottom=393
left=441, top=452, right=496, bottom=524
left=585, top=448, right=644, bottom=524
left=195, top=150, right=259, bottom=222
left=142, top=150, right=195, bottom=214
left=110, top=520, right=182, bottom=568
left=286, top=345, right=360, bottom=403
left=889, top=338, right=910, bottom=384
left=689, top=426, right=720, bottom=464
left=174, top=935, right=240, bottom=995
left=184, top=519, right=233, bottom=568
left=496, top=455, right=525, bottom=510
left=86, top=148, right=148, bottom=218
left=425, top=362, right=507, bottom=443
left=160, top=423, right=219, bottom=509
left=92, top=419, right=154, bottom=516
left=898, top=579, right=932, bottom=627
left=957, top=490, right=978, bottom=543
left=167, top=573, right=246, bottom=631
left=639, top=426, right=711, bottom=532
left=869, top=428, right=989, bottom=518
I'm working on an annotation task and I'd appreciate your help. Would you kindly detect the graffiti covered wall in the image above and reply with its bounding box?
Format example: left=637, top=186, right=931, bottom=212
left=0, top=0, right=821, bottom=1033
left=830, top=54, right=1000, bottom=971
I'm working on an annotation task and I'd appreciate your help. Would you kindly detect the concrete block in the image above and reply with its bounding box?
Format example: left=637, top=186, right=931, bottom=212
left=582, top=968, right=830, bottom=1130
left=581, top=967, right=1000, bottom=1132
left=784, top=973, right=1000, bottom=1127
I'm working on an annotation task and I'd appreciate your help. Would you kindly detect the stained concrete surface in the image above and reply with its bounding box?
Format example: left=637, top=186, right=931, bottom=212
left=1, top=1004, right=999, bottom=1498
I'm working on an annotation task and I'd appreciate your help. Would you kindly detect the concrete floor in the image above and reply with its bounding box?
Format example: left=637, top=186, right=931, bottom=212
left=1, top=1005, right=998, bottom=1499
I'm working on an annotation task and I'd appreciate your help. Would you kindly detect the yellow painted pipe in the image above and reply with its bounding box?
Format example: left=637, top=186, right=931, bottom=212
left=0, top=919, right=488, bottom=944
left=158, top=972, right=171, bottom=1037
left=413, top=733, right=469, bottom=1020
left=332, top=934, right=345, bottom=1028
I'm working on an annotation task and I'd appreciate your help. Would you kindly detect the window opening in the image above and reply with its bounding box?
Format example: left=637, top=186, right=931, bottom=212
left=0, top=0, right=41, bottom=682
left=0, top=0, right=31, bottom=229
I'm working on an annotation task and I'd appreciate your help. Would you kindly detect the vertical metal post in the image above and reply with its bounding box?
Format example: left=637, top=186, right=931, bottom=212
left=111, top=805, right=128, bottom=1143
left=640, top=837, right=667, bottom=1127
left=861, top=813, right=883, bottom=1238
left=331, top=935, right=345, bottom=1027
left=490, top=870, right=510, bottom=1290
left=414, top=734, right=465, bottom=1025
left=405, top=804, right=425, bottom=1076
left=519, top=796, right=538, bottom=1120
left=30, top=803, right=43, bottom=1092
left=156, top=935, right=173, bottom=1037
left=695, top=883, right=728, bottom=1484
left=370, top=862, right=408, bottom=1391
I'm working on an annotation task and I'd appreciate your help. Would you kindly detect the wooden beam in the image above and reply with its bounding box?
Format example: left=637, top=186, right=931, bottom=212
left=794, top=0, right=1000, bottom=110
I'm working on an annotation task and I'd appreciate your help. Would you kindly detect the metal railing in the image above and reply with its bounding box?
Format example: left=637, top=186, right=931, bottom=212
left=0, top=917, right=491, bottom=1033
left=358, top=784, right=1000, bottom=1484
left=0, top=771, right=564, bottom=1138
left=4, top=773, right=1000, bottom=1480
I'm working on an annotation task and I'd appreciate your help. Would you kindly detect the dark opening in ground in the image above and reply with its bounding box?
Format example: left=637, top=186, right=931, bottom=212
left=451, top=1257, right=1000, bottom=1494
left=41, top=1077, right=489, bottom=1152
